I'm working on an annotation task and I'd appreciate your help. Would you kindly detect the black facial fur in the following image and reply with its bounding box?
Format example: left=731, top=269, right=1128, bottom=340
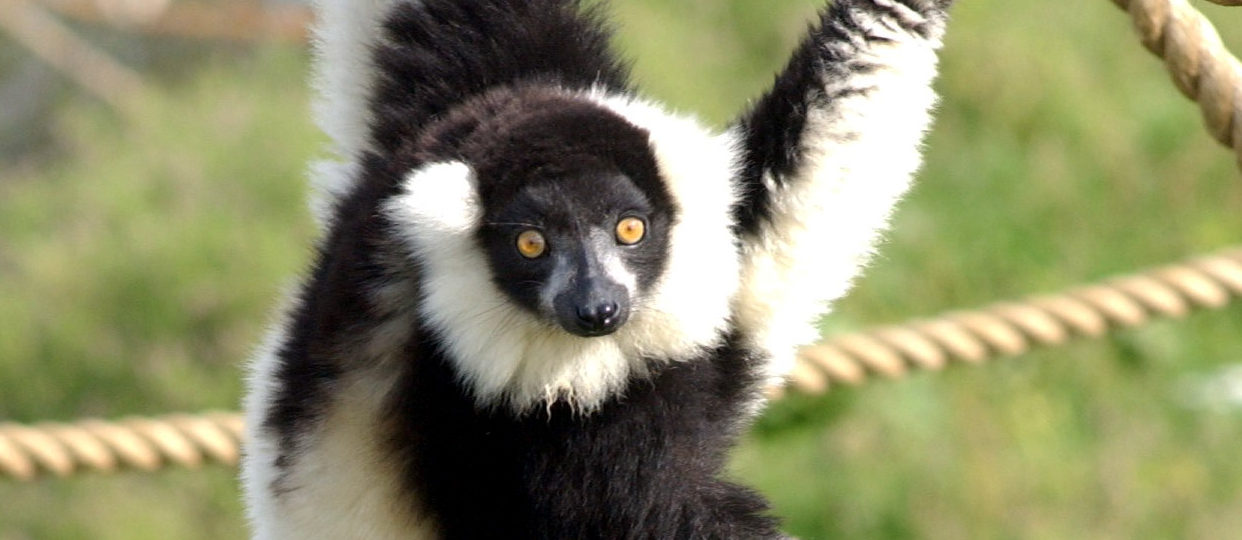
left=479, top=174, right=654, bottom=336
left=416, top=88, right=676, bottom=334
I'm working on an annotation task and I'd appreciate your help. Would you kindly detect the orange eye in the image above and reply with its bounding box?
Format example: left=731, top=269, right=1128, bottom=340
left=516, top=230, right=546, bottom=259
left=615, top=217, right=646, bottom=245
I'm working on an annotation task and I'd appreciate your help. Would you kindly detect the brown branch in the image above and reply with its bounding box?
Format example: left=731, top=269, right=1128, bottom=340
left=0, top=0, right=148, bottom=115
left=36, top=0, right=311, bottom=43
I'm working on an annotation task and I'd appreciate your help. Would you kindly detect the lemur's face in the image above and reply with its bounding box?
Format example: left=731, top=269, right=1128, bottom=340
left=478, top=170, right=671, bottom=337
left=451, top=91, right=675, bottom=338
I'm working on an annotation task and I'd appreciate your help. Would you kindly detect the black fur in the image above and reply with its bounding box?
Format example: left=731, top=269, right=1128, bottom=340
left=732, top=0, right=950, bottom=238
left=267, top=0, right=785, bottom=527
left=388, top=330, right=777, bottom=539
left=263, top=149, right=417, bottom=479
left=369, top=0, right=631, bottom=155
left=261, top=0, right=952, bottom=536
left=455, top=90, right=675, bottom=322
left=269, top=87, right=782, bottom=535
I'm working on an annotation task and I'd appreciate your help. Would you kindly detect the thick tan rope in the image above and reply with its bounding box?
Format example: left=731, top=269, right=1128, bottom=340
left=0, top=413, right=243, bottom=481
left=791, top=0, right=1242, bottom=389
left=1111, top=0, right=1242, bottom=168
left=4, top=247, right=1239, bottom=480
left=3, top=0, right=1242, bottom=482
left=788, top=247, right=1242, bottom=392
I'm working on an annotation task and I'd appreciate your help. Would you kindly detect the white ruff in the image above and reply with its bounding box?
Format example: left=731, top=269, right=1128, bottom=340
left=386, top=99, right=741, bottom=411
left=733, top=4, right=944, bottom=386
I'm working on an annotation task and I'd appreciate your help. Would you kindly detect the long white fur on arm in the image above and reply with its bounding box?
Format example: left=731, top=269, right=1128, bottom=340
left=731, top=0, right=949, bottom=384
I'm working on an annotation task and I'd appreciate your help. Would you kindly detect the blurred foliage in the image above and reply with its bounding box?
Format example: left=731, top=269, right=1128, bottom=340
left=1, top=1, right=1240, bottom=538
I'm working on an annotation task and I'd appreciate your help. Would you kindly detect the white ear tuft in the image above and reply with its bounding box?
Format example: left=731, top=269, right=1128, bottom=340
left=386, top=161, right=482, bottom=239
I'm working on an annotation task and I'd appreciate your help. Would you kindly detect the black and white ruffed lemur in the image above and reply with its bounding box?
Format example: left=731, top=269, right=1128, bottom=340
left=242, top=0, right=954, bottom=537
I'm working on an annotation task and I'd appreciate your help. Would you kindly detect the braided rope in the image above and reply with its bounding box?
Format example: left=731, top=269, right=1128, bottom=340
left=3, top=0, right=1241, bottom=481
left=788, top=247, right=1242, bottom=392
left=1111, top=0, right=1242, bottom=168
left=4, top=248, right=1239, bottom=480
left=0, top=413, right=243, bottom=481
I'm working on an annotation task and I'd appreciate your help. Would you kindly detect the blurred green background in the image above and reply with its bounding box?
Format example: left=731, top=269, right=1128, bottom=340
left=2, top=0, right=1240, bottom=538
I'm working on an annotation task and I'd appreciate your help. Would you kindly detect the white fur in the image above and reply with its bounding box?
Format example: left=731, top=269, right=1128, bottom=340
left=732, top=4, right=944, bottom=385
left=306, top=159, right=358, bottom=230
left=384, top=96, right=743, bottom=412
left=600, top=243, right=638, bottom=298
left=248, top=0, right=946, bottom=536
left=245, top=354, right=436, bottom=539
left=244, top=295, right=435, bottom=539
left=585, top=90, right=744, bottom=358
left=242, top=324, right=291, bottom=540
left=535, top=236, right=638, bottom=314
left=310, top=0, right=404, bottom=162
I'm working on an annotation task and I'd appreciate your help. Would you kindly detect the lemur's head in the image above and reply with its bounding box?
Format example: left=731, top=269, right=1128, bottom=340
left=464, top=94, right=674, bottom=337
left=384, top=86, right=740, bottom=410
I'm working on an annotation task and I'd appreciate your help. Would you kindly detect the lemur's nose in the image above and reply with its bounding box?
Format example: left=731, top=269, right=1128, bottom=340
left=576, top=302, right=620, bottom=332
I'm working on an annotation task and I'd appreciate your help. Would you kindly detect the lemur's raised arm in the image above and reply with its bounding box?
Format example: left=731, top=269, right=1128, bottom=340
left=730, top=0, right=952, bottom=382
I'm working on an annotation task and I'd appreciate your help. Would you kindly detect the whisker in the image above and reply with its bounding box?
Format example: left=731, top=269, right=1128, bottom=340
left=469, top=302, right=512, bottom=319
left=485, top=221, right=543, bottom=229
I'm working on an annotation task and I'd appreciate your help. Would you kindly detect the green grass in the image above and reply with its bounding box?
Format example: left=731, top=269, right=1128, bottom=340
left=2, top=1, right=1241, bottom=538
